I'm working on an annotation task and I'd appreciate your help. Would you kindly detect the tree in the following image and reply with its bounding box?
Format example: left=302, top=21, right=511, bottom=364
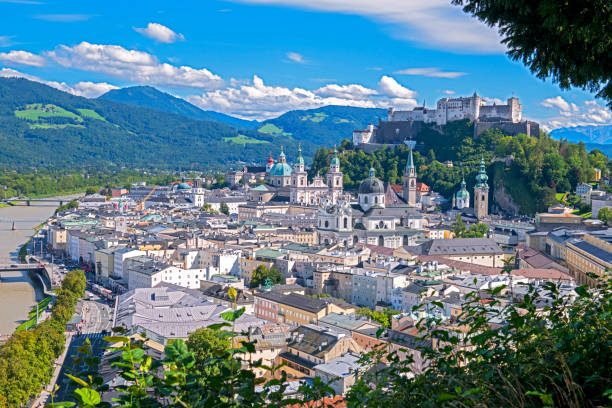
left=249, top=265, right=285, bottom=288
left=201, top=203, right=218, bottom=214
left=598, top=207, right=612, bottom=224
left=186, top=327, right=231, bottom=376
left=453, top=214, right=467, bottom=237
left=452, top=0, right=612, bottom=106
left=462, top=222, right=490, bottom=238
left=219, top=201, right=229, bottom=215
left=85, top=186, right=98, bottom=195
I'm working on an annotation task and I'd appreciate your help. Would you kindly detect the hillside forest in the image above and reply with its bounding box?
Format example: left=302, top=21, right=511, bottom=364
left=310, top=121, right=609, bottom=215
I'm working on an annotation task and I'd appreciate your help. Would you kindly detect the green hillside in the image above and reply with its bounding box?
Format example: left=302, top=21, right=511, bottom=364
left=0, top=78, right=305, bottom=170
left=311, top=121, right=608, bottom=215
left=258, top=105, right=386, bottom=146
left=99, top=85, right=258, bottom=129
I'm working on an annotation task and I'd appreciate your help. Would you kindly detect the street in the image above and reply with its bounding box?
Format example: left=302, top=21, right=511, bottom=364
left=43, top=293, right=114, bottom=404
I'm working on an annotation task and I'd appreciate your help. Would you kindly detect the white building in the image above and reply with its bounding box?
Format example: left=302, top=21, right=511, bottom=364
left=290, top=146, right=344, bottom=205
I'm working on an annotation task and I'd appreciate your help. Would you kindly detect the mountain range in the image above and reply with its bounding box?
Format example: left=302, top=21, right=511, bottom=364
left=550, top=125, right=612, bottom=155
left=99, top=86, right=259, bottom=129
left=0, top=78, right=385, bottom=170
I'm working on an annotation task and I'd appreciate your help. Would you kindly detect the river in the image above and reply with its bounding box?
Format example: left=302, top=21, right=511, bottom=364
left=0, top=197, right=76, bottom=334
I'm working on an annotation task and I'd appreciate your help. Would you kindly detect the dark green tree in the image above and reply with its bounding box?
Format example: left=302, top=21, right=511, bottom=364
left=219, top=202, right=229, bottom=215
left=452, top=0, right=612, bottom=106
left=249, top=265, right=285, bottom=288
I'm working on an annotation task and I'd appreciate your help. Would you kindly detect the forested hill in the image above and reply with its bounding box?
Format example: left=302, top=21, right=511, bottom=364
left=99, top=86, right=258, bottom=129
left=312, top=121, right=609, bottom=215
left=257, top=105, right=386, bottom=146
left=0, top=78, right=303, bottom=170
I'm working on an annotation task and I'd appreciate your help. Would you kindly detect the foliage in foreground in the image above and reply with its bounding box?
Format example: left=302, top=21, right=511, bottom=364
left=0, top=269, right=86, bottom=408
left=452, top=0, right=611, bottom=107
left=52, top=274, right=611, bottom=408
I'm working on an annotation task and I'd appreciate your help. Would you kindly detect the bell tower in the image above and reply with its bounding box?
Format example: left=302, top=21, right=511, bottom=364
left=403, top=145, right=417, bottom=205
left=474, top=157, right=489, bottom=219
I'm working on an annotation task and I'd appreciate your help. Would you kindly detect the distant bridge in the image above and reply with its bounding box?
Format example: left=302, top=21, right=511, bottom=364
left=2, top=198, right=70, bottom=207
left=0, top=257, right=55, bottom=290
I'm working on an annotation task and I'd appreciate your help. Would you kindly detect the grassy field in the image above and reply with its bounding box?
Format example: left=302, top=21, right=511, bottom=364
left=77, top=108, right=106, bottom=121
left=300, top=112, right=328, bottom=123
left=15, top=103, right=82, bottom=122
left=223, top=134, right=270, bottom=144
left=257, top=123, right=291, bottom=136
left=29, top=123, right=86, bottom=129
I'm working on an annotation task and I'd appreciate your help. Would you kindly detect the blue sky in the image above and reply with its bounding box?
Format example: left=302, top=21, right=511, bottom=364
left=1, top=0, right=610, bottom=128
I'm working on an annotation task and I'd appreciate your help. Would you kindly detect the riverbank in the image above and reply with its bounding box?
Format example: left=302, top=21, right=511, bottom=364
left=0, top=196, right=73, bottom=334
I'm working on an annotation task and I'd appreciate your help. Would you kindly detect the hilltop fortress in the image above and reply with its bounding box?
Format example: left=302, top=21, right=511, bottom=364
left=353, top=93, right=539, bottom=148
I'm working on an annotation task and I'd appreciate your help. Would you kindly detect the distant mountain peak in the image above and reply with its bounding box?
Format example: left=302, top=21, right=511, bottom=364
left=99, top=86, right=258, bottom=129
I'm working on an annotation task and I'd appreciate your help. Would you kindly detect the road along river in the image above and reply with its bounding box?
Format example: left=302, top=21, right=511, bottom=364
left=0, top=197, right=77, bottom=334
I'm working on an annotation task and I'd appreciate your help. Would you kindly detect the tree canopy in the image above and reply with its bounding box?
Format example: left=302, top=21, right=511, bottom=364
left=452, top=0, right=612, bottom=106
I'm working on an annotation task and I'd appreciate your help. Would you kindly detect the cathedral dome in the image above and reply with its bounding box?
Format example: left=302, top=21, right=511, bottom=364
left=269, top=162, right=293, bottom=177
left=358, top=167, right=384, bottom=194
left=177, top=182, right=191, bottom=190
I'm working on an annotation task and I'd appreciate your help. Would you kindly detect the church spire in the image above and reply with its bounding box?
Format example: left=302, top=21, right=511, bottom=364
left=406, top=145, right=415, bottom=170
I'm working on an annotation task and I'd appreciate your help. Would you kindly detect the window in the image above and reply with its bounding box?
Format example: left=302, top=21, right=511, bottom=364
left=325, top=220, right=329, bottom=228
left=375, top=196, right=378, bottom=204
left=344, top=218, right=348, bottom=229
left=364, top=196, right=368, bottom=204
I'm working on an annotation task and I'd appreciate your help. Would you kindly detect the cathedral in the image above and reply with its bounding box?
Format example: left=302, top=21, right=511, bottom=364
left=289, top=146, right=344, bottom=205
left=317, top=146, right=426, bottom=249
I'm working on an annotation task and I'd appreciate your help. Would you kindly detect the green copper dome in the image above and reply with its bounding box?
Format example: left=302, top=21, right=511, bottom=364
left=269, top=162, right=293, bottom=176
left=177, top=182, right=191, bottom=190
left=456, top=178, right=469, bottom=199
left=330, top=147, right=340, bottom=166
left=296, top=145, right=304, bottom=165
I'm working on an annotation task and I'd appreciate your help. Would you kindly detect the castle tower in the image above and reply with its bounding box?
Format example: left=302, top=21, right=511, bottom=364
left=326, top=147, right=343, bottom=203
left=474, top=157, right=489, bottom=219
left=403, top=146, right=417, bottom=206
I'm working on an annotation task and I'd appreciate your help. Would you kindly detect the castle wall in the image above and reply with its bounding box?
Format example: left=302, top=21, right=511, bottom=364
left=474, top=121, right=539, bottom=138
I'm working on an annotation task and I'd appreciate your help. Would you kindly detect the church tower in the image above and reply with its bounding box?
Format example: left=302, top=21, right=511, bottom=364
left=290, top=145, right=308, bottom=204
left=474, top=157, right=489, bottom=219
left=403, top=146, right=417, bottom=205
left=266, top=152, right=274, bottom=173
left=326, top=147, right=343, bottom=203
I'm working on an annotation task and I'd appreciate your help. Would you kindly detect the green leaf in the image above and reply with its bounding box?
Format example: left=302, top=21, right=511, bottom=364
left=65, top=373, right=88, bottom=387
left=574, top=285, right=590, bottom=298
left=74, top=388, right=101, bottom=406
left=437, top=393, right=457, bottom=402
left=221, top=306, right=245, bottom=322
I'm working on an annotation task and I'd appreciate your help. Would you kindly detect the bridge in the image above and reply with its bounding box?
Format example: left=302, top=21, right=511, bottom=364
left=0, top=257, right=55, bottom=291
left=1, top=198, right=70, bottom=207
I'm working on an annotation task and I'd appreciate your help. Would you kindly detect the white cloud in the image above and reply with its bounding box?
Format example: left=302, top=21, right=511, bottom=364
left=232, top=0, right=504, bottom=53
left=186, top=75, right=416, bottom=120
left=71, top=81, right=119, bottom=97
left=395, top=67, right=466, bottom=78
left=314, top=83, right=377, bottom=99
left=443, top=89, right=455, bottom=95
left=286, top=51, right=305, bottom=63
left=46, top=42, right=223, bottom=90
left=539, top=98, right=612, bottom=130
left=0, top=50, right=45, bottom=67
left=541, top=96, right=575, bottom=112
left=134, top=23, right=185, bottom=43
left=378, top=75, right=416, bottom=98
left=0, top=68, right=117, bottom=97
